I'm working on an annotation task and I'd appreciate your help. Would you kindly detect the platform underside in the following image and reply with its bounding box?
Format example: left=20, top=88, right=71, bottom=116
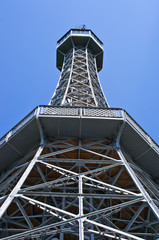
left=0, top=106, right=159, bottom=182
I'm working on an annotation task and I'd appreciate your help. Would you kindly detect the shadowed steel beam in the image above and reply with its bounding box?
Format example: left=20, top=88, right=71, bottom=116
left=83, top=175, right=140, bottom=196
left=125, top=203, right=147, bottom=231
left=86, top=219, right=144, bottom=240
left=80, top=147, right=121, bottom=162
left=15, top=199, right=33, bottom=229
left=18, top=192, right=141, bottom=199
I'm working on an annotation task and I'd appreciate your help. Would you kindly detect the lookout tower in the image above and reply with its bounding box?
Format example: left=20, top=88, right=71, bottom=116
left=0, top=29, right=159, bottom=240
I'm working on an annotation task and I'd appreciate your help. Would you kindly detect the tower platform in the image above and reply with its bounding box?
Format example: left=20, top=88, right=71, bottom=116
left=0, top=106, right=159, bottom=182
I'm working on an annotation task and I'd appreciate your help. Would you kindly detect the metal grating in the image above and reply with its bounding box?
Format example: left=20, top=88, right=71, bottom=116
left=41, top=106, right=79, bottom=116
left=84, top=108, right=122, bottom=118
left=0, top=109, right=36, bottom=147
left=0, top=106, right=158, bottom=156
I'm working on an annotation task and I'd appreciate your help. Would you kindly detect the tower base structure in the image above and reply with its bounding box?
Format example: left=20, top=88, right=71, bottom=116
left=0, top=106, right=159, bottom=240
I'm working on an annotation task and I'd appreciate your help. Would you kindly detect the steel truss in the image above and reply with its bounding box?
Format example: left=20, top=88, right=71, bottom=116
left=1, top=29, right=159, bottom=239
left=0, top=137, right=159, bottom=239
left=50, top=46, right=108, bottom=107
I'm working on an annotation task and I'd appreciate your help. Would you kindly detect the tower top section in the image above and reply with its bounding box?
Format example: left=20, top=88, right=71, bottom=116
left=57, top=29, right=103, bottom=72
left=50, top=28, right=108, bottom=107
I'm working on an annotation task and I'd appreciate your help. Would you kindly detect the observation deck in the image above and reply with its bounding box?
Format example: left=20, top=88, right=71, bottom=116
left=0, top=106, right=159, bottom=183
left=57, top=29, right=104, bottom=72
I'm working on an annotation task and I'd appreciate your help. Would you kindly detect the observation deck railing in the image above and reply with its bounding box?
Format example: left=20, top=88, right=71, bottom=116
left=57, top=29, right=103, bottom=49
left=0, top=106, right=158, bottom=154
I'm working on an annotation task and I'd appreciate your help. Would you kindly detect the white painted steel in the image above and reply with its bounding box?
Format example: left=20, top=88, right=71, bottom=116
left=0, top=143, right=45, bottom=219
left=78, top=175, right=84, bottom=240
left=50, top=47, right=108, bottom=107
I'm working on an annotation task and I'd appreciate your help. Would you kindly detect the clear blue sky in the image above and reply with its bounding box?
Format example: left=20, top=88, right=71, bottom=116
left=0, top=0, right=159, bottom=144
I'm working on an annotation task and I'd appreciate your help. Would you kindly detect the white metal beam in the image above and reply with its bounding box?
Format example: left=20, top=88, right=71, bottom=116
left=0, top=143, right=45, bottom=219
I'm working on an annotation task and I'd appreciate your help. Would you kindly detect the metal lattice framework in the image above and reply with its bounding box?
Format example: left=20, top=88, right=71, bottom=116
left=0, top=138, right=159, bottom=239
left=50, top=31, right=108, bottom=107
left=0, top=29, right=159, bottom=240
left=50, top=47, right=108, bottom=107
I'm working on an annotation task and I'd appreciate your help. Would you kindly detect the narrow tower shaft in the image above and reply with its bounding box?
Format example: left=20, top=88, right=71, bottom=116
left=50, top=29, right=109, bottom=107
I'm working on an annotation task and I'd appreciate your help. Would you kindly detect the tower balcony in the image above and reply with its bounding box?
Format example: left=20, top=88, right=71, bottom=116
left=57, top=29, right=103, bottom=72
left=0, top=105, right=159, bottom=183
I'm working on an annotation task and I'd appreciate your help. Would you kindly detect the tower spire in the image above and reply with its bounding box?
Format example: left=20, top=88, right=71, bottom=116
left=49, top=29, right=109, bottom=107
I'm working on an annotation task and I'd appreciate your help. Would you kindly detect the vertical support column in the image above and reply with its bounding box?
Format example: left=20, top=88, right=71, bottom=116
left=93, top=54, right=109, bottom=107
left=49, top=53, right=65, bottom=106
left=61, top=48, right=75, bottom=105
left=86, top=48, right=98, bottom=107
left=60, top=186, right=66, bottom=240
left=79, top=175, right=84, bottom=240
left=89, top=189, right=94, bottom=240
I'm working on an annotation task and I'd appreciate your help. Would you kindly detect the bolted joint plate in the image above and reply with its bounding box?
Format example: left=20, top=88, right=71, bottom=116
left=56, top=29, right=104, bottom=72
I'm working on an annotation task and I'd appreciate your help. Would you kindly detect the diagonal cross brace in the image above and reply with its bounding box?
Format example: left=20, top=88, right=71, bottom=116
left=116, top=146, right=159, bottom=220
left=0, top=143, right=45, bottom=219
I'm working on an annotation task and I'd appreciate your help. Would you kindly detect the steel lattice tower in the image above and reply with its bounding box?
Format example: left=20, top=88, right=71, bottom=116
left=0, top=29, right=159, bottom=240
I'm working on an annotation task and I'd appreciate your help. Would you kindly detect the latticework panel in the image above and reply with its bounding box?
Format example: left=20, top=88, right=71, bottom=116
left=50, top=47, right=108, bottom=107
